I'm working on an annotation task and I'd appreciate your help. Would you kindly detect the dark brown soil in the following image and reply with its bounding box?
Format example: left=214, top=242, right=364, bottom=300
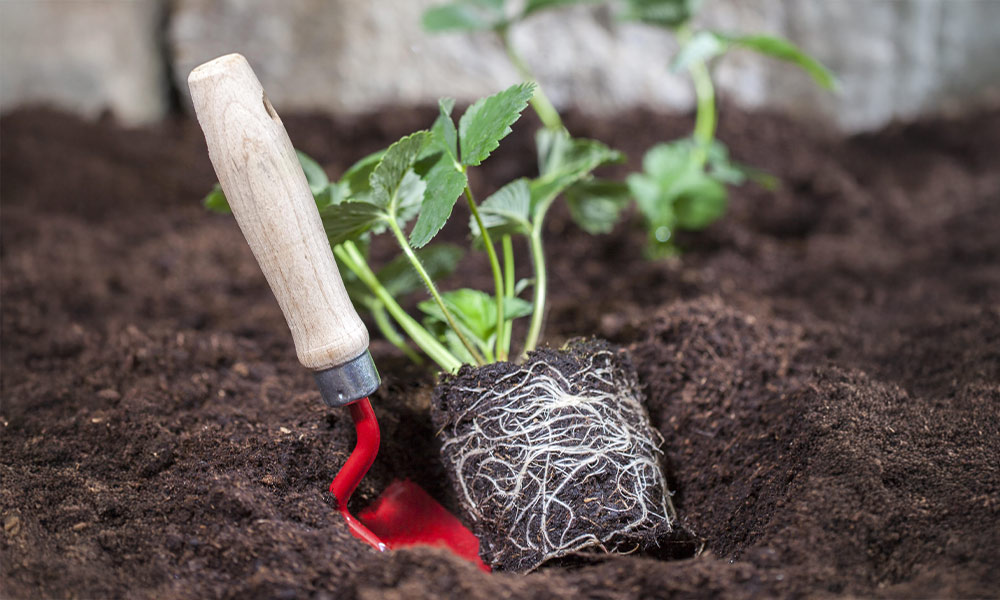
left=2, top=103, right=999, bottom=599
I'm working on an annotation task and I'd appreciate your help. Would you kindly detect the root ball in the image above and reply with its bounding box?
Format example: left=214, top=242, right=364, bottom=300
left=432, top=339, right=675, bottom=571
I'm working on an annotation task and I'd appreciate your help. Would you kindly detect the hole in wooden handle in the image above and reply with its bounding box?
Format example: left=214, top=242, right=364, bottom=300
left=262, top=92, right=279, bottom=121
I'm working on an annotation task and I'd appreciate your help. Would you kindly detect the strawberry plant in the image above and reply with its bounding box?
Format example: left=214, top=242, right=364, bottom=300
left=204, top=82, right=622, bottom=371
left=422, top=0, right=835, bottom=254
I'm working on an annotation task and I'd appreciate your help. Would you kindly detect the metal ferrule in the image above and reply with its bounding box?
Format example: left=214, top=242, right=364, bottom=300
left=314, top=350, right=381, bottom=407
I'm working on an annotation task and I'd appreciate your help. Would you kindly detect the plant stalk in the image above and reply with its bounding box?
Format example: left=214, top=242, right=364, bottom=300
left=689, top=59, right=716, bottom=168
left=500, top=235, right=515, bottom=359
left=371, top=301, right=423, bottom=365
left=676, top=26, right=717, bottom=168
left=498, top=28, right=564, bottom=131
left=522, top=225, right=548, bottom=356
left=386, top=218, right=485, bottom=365
left=335, top=242, right=463, bottom=373
left=464, top=184, right=507, bottom=361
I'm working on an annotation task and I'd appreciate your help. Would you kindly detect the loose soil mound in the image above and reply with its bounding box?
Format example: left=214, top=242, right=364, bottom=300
left=2, top=105, right=998, bottom=598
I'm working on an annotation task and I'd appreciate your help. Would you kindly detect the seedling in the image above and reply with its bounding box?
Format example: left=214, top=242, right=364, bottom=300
left=422, top=0, right=836, bottom=254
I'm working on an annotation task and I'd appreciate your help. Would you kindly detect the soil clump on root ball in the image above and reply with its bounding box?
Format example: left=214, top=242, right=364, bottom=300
left=432, top=339, right=676, bottom=571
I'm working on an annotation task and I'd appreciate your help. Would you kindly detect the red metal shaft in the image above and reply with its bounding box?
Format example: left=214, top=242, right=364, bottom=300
left=329, top=397, right=387, bottom=551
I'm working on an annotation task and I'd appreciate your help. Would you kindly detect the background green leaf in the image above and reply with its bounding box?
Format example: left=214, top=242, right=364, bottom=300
left=340, top=150, right=385, bottom=200
left=565, top=179, right=631, bottom=234
left=522, top=0, right=601, bottom=18
left=531, top=129, right=624, bottom=218
left=670, top=30, right=727, bottom=72
left=672, top=172, right=728, bottom=229
left=203, top=183, right=231, bottom=213
left=378, top=244, right=465, bottom=297
left=422, top=0, right=506, bottom=32
left=720, top=33, right=837, bottom=90
left=419, top=288, right=532, bottom=349
left=620, top=0, right=702, bottom=28
left=296, top=150, right=329, bottom=194
left=319, top=202, right=385, bottom=246
left=458, top=82, right=536, bottom=167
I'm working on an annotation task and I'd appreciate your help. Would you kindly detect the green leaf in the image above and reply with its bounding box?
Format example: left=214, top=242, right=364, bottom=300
left=721, top=33, right=837, bottom=90
left=313, top=182, right=347, bottom=211
left=703, top=140, right=744, bottom=185
left=530, top=129, right=624, bottom=219
left=433, top=98, right=459, bottom=161
left=410, top=160, right=467, bottom=248
left=378, top=244, right=465, bottom=298
left=394, top=171, right=428, bottom=231
left=671, top=30, right=726, bottom=72
left=296, top=150, right=329, bottom=195
left=536, top=128, right=624, bottom=177
left=458, top=82, right=536, bottom=167
left=620, top=0, right=701, bottom=28
left=422, top=0, right=506, bottom=33
left=627, top=172, right=674, bottom=238
left=410, top=101, right=468, bottom=248
left=642, top=139, right=694, bottom=176
left=704, top=140, right=780, bottom=190
left=203, top=183, right=231, bottom=213
left=565, top=179, right=631, bottom=234
left=423, top=319, right=478, bottom=366
left=419, top=288, right=532, bottom=349
left=628, top=140, right=729, bottom=247
left=341, top=150, right=385, bottom=199
left=318, top=201, right=385, bottom=246
left=522, top=0, right=601, bottom=18
left=471, top=178, right=532, bottom=238
left=672, top=172, right=728, bottom=229
left=370, top=131, right=431, bottom=211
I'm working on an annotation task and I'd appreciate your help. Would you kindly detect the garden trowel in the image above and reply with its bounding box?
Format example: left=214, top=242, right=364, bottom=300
left=188, top=53, right=486, bottom=570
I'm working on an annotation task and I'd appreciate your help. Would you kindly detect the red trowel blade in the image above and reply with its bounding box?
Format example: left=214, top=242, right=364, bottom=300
left=358, top=479, right=489, bottom=572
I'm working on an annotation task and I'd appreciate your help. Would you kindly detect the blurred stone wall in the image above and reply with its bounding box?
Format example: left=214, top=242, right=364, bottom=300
left=2, top=0, right=999, bottom=132
left=0, top=0, right=169, bottom=126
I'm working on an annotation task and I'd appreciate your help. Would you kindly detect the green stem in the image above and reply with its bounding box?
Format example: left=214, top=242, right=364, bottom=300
left=464, top=184, right=506, bottom=361
left=386, top=217, right=485, bottom=365
left=678, top=26, right=717, bottom=168
left=522, top=225, right=548, bottom=356
left=371, top=301, right=423, bottom=365
left=334, top=242, right=462, bottom=373
left=500, top=235, right=515, bottom=359
left=498, top=28, right=564, bottom=131
left=689, top=59, right=716, bottom=168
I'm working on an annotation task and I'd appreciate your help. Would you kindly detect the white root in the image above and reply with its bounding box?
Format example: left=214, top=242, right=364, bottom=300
left=437, top=348, right=675, bottom=570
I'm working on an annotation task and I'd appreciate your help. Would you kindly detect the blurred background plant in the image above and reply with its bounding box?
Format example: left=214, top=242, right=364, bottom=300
left=421, top=0, right=836, bottom=254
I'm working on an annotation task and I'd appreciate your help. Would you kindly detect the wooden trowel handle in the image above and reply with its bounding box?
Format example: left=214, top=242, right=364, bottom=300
left=188, top=54, right=369, bottom=373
